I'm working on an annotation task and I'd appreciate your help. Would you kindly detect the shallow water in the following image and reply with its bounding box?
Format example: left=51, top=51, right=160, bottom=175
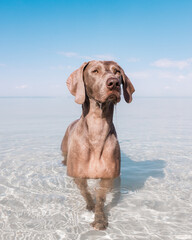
left=0, top=97, right=192, bottom=240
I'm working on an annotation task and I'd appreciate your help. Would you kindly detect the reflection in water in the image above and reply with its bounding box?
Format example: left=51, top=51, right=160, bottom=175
left=107, top=152, right=166, bottom=214
left=120, top=152, right=166, bottom=191
left=73, top=153, right=166, bottom=232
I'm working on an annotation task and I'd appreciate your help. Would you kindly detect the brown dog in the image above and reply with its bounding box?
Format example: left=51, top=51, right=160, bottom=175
left=61, top=60, right=135, bottom=230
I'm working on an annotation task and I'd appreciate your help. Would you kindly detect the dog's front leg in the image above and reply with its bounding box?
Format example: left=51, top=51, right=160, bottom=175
left=91, top=179, right=113, bottom=230
left=74, top=178, right=95, bottom=211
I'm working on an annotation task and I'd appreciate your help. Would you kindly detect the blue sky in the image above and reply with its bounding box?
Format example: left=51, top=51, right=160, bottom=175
left=0, top=0, right=192, bottom=97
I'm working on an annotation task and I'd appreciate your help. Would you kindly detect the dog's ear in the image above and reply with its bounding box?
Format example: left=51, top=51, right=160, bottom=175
left=121, top=69, right=135, bottom=103
left=66, top=62, right=88, bottom=104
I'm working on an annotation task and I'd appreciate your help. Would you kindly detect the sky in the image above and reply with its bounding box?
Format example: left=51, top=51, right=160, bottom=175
left=0, top=0, right=192, bottom=97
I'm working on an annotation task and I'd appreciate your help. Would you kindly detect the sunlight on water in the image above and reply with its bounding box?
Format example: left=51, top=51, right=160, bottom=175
left=0, top=97, right=192, bottom=239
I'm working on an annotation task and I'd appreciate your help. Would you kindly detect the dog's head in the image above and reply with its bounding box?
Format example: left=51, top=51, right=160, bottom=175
left=66, top=60, right=135, bottom=104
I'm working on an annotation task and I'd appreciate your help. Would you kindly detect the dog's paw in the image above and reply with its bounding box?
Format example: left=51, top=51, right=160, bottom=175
left=90, top=219, right=108, bottom=230
left=86, top=203, right=95, bottom=212
left=61, top=153, right=67, bottom=165
left=62, top=159, right=67, bottom=165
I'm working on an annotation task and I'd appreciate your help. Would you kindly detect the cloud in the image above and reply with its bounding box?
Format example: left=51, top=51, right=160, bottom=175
left=129, top=70, right=152, bottom=80
left=165, top=86, right=171, bottom=90
left=94, top=54, right=116, bottom=61
left=50, top=65, right=76, bottom=71
left=0, top=63, right=6, bottom=67
left=16, top=85, right=28, bottom=89
left=128, top=68, right=192, bottom=84
left=57, top=51, right=91, bottom=60
left=151, top=58, right=192, bottom=70
left=57, top=51, right=116, bottom=61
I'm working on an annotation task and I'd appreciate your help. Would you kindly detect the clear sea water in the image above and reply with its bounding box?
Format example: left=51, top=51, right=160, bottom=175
left=0, top=97, right=192, bottom=240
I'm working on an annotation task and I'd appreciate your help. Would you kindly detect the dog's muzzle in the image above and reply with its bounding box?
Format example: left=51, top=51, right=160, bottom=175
left=106, top=78, right=121, bottom=91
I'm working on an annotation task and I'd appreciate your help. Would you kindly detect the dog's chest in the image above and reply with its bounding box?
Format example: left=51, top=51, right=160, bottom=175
left=86, top=116, right=109, bottom=146
left=67, top=118, right=120, bottom=178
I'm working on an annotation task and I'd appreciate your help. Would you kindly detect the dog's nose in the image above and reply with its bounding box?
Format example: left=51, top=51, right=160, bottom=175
left=106, top=78, right=120, bottom=90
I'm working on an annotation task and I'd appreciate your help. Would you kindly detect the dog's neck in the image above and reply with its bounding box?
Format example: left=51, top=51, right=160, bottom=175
left=82, top=97, right=114, bottom=123
left=82, top=97, right=115, bottom=153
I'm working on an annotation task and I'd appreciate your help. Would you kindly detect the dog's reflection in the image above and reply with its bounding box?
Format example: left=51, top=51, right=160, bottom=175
left=74, top=178, right=113, bottom=230
left=73, top=153, right=166, bottom=230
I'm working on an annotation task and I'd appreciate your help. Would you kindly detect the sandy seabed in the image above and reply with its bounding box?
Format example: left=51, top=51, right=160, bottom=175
left=0, top=97, right=192, bottom=240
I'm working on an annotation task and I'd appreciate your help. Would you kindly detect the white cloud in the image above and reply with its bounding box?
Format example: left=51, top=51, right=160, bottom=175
left=157, top=70, right=192, bottom=83
left=57, top=51, right=115, bottom=61
left=94, top=54, right=116, bottom=61
left=151, top=58, right=192, bottom=70
left=81, top=55, right=92, bottom=60
left=0, top=63, right=6, bottom=67
left=50, top=65, right=76, bottom=71
left=128, top=68, right=192, bottom=84
left=16, top=85, right=28, bottom=89
left=129, top=70, right=151, bottom=80
left=165, top=86, right=171, bottom=90
left=57, top=51, right=91, bottom=60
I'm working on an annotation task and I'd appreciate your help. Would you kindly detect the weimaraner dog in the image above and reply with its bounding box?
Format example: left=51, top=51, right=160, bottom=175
left=61, top=60, right=135, bottom=230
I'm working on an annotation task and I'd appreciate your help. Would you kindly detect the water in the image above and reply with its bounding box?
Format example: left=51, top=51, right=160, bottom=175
left=0, top=97, right=192, bottom=240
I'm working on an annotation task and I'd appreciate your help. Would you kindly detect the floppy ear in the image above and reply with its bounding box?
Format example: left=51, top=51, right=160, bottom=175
left=121, top=69, right=135, bottom=103
left=66, top=62, right=88, bottom=104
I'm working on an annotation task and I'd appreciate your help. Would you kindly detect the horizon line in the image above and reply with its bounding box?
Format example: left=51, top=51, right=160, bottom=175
left=0, top=96, right=192, bottom=99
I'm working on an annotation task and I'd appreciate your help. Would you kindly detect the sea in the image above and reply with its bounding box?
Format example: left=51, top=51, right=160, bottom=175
left=0, top=97, right=192, bottom=240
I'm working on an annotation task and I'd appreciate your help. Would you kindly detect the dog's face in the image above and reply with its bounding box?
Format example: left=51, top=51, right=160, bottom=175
left=83, top=61, right=122, bottom=104
left=67, top=60, right=135, bottom=104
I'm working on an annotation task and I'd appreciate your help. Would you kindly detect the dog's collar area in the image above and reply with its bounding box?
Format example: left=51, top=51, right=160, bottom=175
left=86, top=94, right=116, bottom=110
left=91, top=97, right=116, bottom=109
left=87, top=95, right=103, bottom=109
left=93, top=98, right=103, bottom=109
left=96, top=101, right=103, bottom=109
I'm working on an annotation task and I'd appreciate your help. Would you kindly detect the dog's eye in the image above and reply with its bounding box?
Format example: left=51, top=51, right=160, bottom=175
left=114, top=69, right=120, bottom=74
left=92, top=69, right=98, bottom=73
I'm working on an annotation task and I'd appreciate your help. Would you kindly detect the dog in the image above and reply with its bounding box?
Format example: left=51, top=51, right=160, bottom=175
left=61, top=60, right=135, bottom=230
